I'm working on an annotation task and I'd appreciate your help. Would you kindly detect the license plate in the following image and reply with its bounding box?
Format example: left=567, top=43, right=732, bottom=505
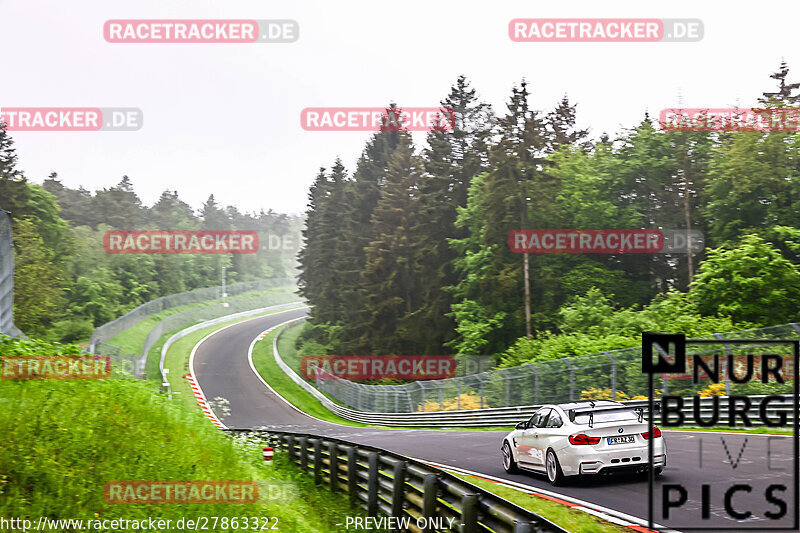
left=607, top=435, right=635, bottom=445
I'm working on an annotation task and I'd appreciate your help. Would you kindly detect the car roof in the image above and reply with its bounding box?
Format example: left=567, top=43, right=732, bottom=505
left=552, top=400, right=624, bottom=410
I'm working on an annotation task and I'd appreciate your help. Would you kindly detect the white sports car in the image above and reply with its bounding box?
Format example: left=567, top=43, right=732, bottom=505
left=501, top=400, right=666, bottom=485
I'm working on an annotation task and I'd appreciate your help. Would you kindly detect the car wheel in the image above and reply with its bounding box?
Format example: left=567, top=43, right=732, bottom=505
left=654, top=467, right=663, bottom=477
left=502, top=441, right=519, bottom=474
left=546, top=449, right=564, bottom=486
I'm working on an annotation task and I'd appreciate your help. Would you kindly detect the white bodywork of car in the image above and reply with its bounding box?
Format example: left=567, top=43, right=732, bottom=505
left=501, top=400, right=667, bottom=484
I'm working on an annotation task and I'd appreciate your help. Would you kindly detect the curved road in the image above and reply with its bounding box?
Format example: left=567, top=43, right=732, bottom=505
left=193, top=310, right=797, bottom=532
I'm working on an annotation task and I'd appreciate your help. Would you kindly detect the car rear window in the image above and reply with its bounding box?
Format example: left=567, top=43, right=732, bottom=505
left=573, top=410, right=640, bottom=424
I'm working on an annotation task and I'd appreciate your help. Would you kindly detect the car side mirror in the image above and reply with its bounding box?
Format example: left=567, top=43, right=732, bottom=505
left=515, top=421, right=527, bottom=430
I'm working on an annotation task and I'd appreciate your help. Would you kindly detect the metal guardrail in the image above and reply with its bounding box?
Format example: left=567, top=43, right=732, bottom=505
left=303, top=320, right=800, bottom=414
left=89, top=278, right=297, bottom=377
left=272, top=324, right=797, bottom=428
left=133, top=292, right=300, bottom=377
left=0, top=210, right=23, bottom=338
left=89, top=276, right=295, bottom=354
left=226, top=428, right=568, bottom=533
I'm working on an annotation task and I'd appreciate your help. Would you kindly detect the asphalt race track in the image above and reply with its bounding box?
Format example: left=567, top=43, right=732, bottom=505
left=192, top=310, right=798, bottom=532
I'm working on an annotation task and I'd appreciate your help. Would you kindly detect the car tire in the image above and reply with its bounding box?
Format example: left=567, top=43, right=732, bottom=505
left=546, top=449, right=565, bottom=486
left=654, top=467, right=663, bottom=477
left=502, top=441, right=519, bottom=474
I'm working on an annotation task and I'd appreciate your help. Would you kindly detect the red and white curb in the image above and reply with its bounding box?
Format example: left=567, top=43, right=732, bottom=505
left=254, top=320, right=294, bottom=340
left=186, top=373, right=226, bottom=429
left=185, top=314, right=309, bottom=431
left=423, top=461, right=677, bottom=533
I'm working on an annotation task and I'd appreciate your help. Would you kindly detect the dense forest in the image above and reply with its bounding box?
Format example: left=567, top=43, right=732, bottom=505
left=297, top=62, right=800, bottom=366
left=0, top=133, right=302, bottom=342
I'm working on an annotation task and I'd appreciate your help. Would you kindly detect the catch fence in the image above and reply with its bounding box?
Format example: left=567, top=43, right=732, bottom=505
left=311, top=323, right=800, bottom=413
left=90, top=277, right=297, bottom=377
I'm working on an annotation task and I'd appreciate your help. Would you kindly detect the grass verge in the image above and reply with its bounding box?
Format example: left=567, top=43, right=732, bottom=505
left=105, top=285, right=299, bottom=357
left=447, top=471, right=629, bottom=533
left=0, top=336, right=364, bottom=532
left=261, top=323, right=512, bottom=431
left=251, top=329, right=371, bottom=427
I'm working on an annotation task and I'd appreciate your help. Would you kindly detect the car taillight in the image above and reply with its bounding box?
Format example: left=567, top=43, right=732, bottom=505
left=569, top=433, right=601, bottom=445
left=641, top=426, right=662, bottom=439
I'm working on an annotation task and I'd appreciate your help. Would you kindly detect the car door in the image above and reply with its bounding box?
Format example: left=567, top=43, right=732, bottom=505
left=516, top=408, right=550, bottom=468
left=538, top=408, right=564, bottom=458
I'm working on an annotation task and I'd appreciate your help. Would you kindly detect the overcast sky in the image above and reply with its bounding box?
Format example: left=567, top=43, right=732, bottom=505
left=2, top=0, right=798, bottom=215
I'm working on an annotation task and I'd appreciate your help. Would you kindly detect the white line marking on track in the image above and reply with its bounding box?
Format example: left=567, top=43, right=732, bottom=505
left=420, top=459, right=679, bottom=533
left=245, top=319, right=335, bottom=425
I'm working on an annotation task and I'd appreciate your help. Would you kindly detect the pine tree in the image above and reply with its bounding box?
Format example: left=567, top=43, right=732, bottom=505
left=414, top=76, right=494, bottom=353
left=448, top=81, right=555, bottom=353
left=0, top=127, right=30, bottom=217
left=546, top=95, right=591, bottom=153
left=0, top=122, right=22, bottom=181
left=357, top=135, right=425, bottom=354
left=200, top=195, right=231, bottom=230
left=298, top=161, right=349, bottom=331
left=42, top=174, right=95, bottom=228
left=759, top=60, right=800, bottom=105
left=335, top=108, right=407, bottom=353
left=92, top=176, right=145, bottom=229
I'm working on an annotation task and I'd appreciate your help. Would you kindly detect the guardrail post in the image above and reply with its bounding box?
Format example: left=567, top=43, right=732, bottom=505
left=513, top=522, right=534, bottom=533
left=457, top=382, right=461, bottom=410
left=479, top=376, right=485, bottom=409
left=367, top=452, right=379, bottom=516
left=563, top=359, right=574, bottom=401
left=461, top=493, right=479, bottom=533
left=604, top=352, right=617, bottom=400
left=286, top=435, right=295, bottom=462
left=405, top=386, right=416, bottom=413
left=498, top=369, right=510, bottom=407
left=391, top=461, right=407, bottom=526
left=299, top=437, right=308, bottom=472
left=422, top=474, right=438, bottom=532
left=346, top=446, right=358, bottom=501
left=438, top=383, right=443, bottom=411
left=328, top=442, right=338, bottom=492
left=313, top=439, right=322, bottom=485
left=526, top=364, right=538, bottom=405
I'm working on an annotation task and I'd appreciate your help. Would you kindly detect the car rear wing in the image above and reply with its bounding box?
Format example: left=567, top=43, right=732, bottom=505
left=567, top=402, right=660, bottom=428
